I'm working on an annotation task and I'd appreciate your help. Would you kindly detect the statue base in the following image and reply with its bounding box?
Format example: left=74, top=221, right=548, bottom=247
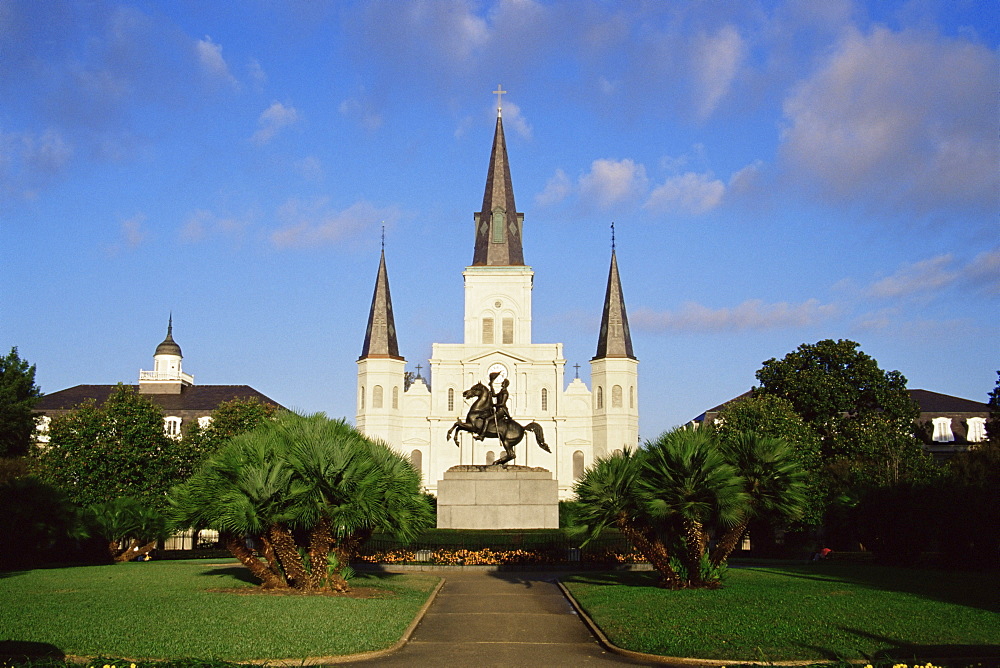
left=436, top=465, right=559, bottom=529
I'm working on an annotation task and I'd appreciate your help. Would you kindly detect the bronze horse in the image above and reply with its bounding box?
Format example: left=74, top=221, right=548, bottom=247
left=446, top=382, right=550, bottom=465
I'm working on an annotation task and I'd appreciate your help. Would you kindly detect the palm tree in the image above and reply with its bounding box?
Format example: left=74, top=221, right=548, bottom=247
left=572, top=449, right=683, bottom=589
left=169, top=412, right=432, bottom=592
left=85, top=497, right=168, bottom=562
left=641, top=428, right=747, bottom=587
left=709, top=431, right=810, bottom=567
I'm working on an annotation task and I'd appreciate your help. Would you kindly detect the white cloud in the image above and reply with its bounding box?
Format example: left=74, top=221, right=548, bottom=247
left=179, top=208, right=253, bottom=244
left=645, top=171, right=725, bottom=215
left=632, top=298, right=838, bottom=332
left=296, top=156, right=324, bottom=182
left=270, top=198, right=400, bottom=248
left=500, top=101, right=532, bottom=139
left=727, top=160, right=764, bottom=197
left=865, top=254, right=958, bottom=299
left=578, top=158, right=648, bottom=209
left=251, top=102, right=299, bottom=145
left=248, top=58, right=267, bottom=89
left=196, top=36, right=239, bottom=89
left=781, top=26, right=999, bottom=215
left=339, top=96, right=383, bottom=131
left=692, top=24, right=745, bottom=119
left=121, top=213, right=145, bottom=248
left=964, top=248, right=1000, bottom=296
left=535, top=168, right=571, bottom=206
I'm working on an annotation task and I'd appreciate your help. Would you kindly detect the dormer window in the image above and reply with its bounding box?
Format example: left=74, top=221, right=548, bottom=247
left=967, top=417, right=987, bottom=443
left=931, top=417, right=954, bottom=443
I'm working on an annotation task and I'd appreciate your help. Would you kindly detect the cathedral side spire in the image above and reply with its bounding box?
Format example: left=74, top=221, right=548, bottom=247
left=360, top=249, right=404, bottom=360
left=472, top=92, right=524, bottom=266
left=594, top=243, right=635, bottom=360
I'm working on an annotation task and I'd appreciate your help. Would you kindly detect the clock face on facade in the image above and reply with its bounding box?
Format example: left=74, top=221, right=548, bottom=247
left=487, top=362, right=508, bottom=385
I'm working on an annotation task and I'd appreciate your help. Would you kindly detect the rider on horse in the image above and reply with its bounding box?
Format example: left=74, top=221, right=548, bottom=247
left=475, top=374, right=510, bottom=441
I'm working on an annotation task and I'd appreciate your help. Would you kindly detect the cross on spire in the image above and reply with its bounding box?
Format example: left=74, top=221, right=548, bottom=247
left=574, top=363, right=580, bottom=378
left=415, top=364, right=423, bottom=378
left=611, top=221, right=616, bottom=252
left=381, top=222, right=385, bottom=251
left=493, top=84, right=507, bottom=117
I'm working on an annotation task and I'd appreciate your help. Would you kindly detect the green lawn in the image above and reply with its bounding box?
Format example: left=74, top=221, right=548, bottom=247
left=562, top=563, right=1000, bottom=663
left=0, top=560, right=439, bottom=662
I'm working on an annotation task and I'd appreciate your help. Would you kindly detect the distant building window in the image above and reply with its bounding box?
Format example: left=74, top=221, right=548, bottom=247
left=541, top=388, right=548, bottom=412
left=392, top=386, right=399, bottom=409
left=629, top=386, right=635, bottom=409
left=573, top=451, right=585, bottom=480
left=164, top=416, right=182, bottom=438
left=931, top=417, right=954, bottom=442
left=596, top=386, right=603, bottom=409
left=410, top=449, right=422, bottom=472
left=448, top=388, right=455, bottom=412
left=502, top=317, right=514, bottom=344
left=360, top=386, right=365, bottom=410
left=373, top=385, right=384, bottom=409
left=198, top=416, right=213, bottom=428
left=612, top=385, right=623, bottom=408
left=35, top=416, right=51, bottom=445
left=482, top=318, right=494, bottom=344
left=967, top=417, right=987, bottom=443
left=486, top=450, right=495, bottom=465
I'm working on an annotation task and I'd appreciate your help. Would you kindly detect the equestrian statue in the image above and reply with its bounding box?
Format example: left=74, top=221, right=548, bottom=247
left=447, top=372, right=550, bottom=466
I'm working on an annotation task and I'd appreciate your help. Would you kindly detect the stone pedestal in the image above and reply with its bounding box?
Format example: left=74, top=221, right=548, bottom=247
left=436, top=465, right=559, bottom=529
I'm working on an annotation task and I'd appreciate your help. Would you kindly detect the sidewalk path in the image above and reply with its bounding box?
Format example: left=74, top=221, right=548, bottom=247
left=346, top=569, right=657, bottom=667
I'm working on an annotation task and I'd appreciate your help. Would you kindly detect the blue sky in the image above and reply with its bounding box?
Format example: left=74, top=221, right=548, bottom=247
left=2, top=0, right=998, bottom=439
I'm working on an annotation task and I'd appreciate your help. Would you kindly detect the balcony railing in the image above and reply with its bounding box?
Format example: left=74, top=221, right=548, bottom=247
left=139, top=370, right=194, bottom=384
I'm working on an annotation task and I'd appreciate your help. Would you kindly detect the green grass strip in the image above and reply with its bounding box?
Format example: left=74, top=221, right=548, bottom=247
left=0, top=560, right=439, bottom=662
left=562, top=563, right=1000, bottom=662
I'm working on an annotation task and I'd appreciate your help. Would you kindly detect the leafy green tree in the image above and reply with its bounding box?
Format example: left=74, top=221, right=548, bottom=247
left=708, top=432, right=810, bottom=566
left=754, top=339, right=932, bottom=489
left=641, top=428, right=747, bottom=587
left=32, top=385, right=183, bottom=511
left=169, top=412, right=433, bottom=592
left=179, top=397, right=279, bottom=474
left=0, top=347, right=43, bottom=457
left=84, top=497, right=169, bottom=562
left=711, top=394, right=824, bottom=525
left=572, top=449, right=682, bottom=589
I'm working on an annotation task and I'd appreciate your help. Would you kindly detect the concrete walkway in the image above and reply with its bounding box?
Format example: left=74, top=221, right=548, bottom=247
left=346, top=569, right=659, bottom=667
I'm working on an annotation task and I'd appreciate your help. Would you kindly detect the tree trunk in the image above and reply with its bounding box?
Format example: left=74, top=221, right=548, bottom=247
left=329, top=527, right=373, bottom=593
left=257, top=532, right=284, bottom=582
left=222, top=532, right=286, bottom=589
left=307, top=518, right=334, bottom=589
left=114, top=539, right=157, bottom=563
left=710, top=519, right=749, bottom=567
left=617, top=515, right=682, bottom=589
left=268, top=523, right=311, bottom=590
left=683, top=518, right=706, bottom=587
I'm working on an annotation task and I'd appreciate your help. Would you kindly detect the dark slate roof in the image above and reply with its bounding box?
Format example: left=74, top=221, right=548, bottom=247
left=359, top=249, right=404, bottom=361
left=594, top=249, right=636, bottom=360
left=35, top=385, right=285, bottom=413
left=692, top=388, right=987, bottom=423
left=909, top=389, right=989, bottom=413
left=472, top=115, right=524, bottom=266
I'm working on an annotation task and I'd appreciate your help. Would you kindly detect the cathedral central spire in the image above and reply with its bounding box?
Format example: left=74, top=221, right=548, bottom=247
left=359, top=249, right=403, bottom=360
left=472, top=105, right=524, bottom=266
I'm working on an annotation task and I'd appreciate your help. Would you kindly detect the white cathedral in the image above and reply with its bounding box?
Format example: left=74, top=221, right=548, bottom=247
left=356, top=106, right=638, bottom=500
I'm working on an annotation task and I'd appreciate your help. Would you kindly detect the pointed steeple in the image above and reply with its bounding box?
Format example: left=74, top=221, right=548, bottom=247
left=594, top=246, right=635, bottom=360
left=359, top=249, right=403, bottom=360
left=472, top=111, right=524, bottom=266
left=155, top=314, right=182, bottom=357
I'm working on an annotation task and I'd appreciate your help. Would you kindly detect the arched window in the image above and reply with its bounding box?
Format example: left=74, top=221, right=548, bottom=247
left=573, top=451, right=585, bottom=480
left=486, top=450, right=495, bottom=465
left=482, top=317, right=494, bottom=344
left=392, top=386, right=399, bottom=409
left=502, top=317, right=514, bottom=344
left=410, top=450, right=422, bottom=473
left=931, top=417, right=953, bottom=442
left=164, top=416, right=182, bottom=439
left=612, top=385, right=623, bottom=408
left=596, top=386, right=603, bottom=409
left=360, top=386, right=365, bottom=409
left=967, top=417, right=987, bottom=443
left=447, top=388, right=455, bottom=412
left=373, top=385, right=384, bottom=409
left=629, top=386, right=635, bottom=409
left=491, top=208, right=506, bottom=243
left=541, top=388, right=548, bottom=412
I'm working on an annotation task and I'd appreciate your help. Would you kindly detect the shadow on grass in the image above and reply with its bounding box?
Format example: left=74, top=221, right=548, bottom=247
left=0, top=640, right=65, bottom=664
left=800, top=626, right=1000, bottom=666
left=750, top=563, right=1000, bottom=613
left=560, top=571, right=661, bottom=589
left=198, top=566, right=260, bottom=585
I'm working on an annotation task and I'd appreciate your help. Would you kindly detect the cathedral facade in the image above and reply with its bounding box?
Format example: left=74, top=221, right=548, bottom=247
left=356, top=110, right=638, bottom=499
